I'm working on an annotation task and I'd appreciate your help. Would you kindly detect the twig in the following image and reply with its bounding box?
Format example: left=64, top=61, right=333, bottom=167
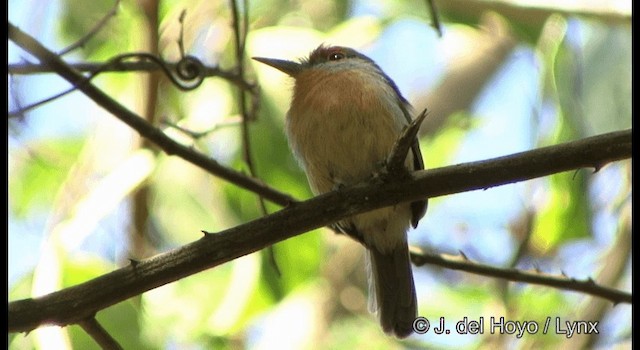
left=562, top=202, right=631, bottom=348
left=8, top=129, right=631, bottom=333
left=8, top=61, right=252, bottom=90
left=229, top=0, right=280, bottom=274
left=78, top=317, right=123, bottom=350
left=409, top=248, right=631, bottom=304
left=8, top=59, right=258, bottom=117
left=58, top=0, right=122, bottom=56
left=8, top=22, right=295, bottom=206
left=8, top=86, right=72, bottom=118
left=161, top=116, right=243, bottom=139
left=386, top=109, right=428, bottom=175
left=505, top=208, right=535, bottom=270
left=229, top=0, right=256, bottom=166
left=8, top=52, right=206, bottom=118
left=425, top=0, right=443, bottom=37
left=177, top=9, right=187, bottom=58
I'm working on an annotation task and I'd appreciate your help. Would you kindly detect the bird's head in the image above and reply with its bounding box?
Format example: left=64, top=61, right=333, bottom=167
left=253, top=45, right=379, bottom=77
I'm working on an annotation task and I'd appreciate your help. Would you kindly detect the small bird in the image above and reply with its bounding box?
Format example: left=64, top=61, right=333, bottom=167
left=253, top=45, right=427, bottom=338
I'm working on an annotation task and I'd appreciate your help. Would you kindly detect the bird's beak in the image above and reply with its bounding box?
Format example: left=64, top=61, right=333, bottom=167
left=252, top=57, right=303, bottom=77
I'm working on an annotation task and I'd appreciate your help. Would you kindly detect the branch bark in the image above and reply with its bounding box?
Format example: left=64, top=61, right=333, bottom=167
left=8, top=129, right=631, bottom=333
left=78, top=317, right=123, bottom=350
left=409, top=248, right=631, bottom=305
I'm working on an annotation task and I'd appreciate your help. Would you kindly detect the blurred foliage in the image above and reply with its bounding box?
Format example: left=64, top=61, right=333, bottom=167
left=9, top=255, right=146, bottom=350
left=8, top=0, right=631, bottom=349
left=9, top=137, right=85, bottom=218
left=59, top=0, right=146, bottom=59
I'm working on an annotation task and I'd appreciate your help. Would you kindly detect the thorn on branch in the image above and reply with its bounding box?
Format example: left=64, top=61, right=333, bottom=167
left=284, top=199, right=298, bottom=208
left=128, top=258, right=140, bottom=267
left=458, top=250, right=469, bottom=261
left=201, top=230, right=213, bottom=236
left=593, top=162, right=604, bottom=173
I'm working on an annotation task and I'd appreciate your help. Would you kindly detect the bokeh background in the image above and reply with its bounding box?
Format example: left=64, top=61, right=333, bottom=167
left=8, top=0, right=631, bottom=349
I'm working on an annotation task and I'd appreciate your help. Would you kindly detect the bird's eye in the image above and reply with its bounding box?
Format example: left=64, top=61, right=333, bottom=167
left=328, top=52, right=345, bottom=61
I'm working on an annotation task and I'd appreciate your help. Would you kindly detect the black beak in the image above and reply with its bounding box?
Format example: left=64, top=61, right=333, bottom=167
left=252, top=57, right=303, bottom=77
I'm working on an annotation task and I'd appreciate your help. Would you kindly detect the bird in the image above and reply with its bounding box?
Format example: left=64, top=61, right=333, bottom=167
left=253, top=44, right=427, bottom=338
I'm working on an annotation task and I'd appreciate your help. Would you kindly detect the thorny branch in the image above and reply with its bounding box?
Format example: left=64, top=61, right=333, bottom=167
left=8, top=128, right=632, bottom=333
left=409, top=248, right=632, bottom=304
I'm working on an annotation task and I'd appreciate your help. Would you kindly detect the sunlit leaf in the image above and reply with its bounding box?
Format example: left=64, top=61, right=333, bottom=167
left=9, top=138, right=84, bottom=218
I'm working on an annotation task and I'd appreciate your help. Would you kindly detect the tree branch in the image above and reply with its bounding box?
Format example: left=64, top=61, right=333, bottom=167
left=7, top=61, right=253, bottom=90
left=78, top=317, right=123, bottom=350
left=409, top=248, right=631, bottom=305
left=8, top=22, right=295, bottom=207
left=8, top=129, right=631, bottom=333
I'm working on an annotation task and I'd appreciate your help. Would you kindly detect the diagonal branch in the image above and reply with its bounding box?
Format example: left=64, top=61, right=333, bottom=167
left=228, top=0, right=280, bottom=274
left=9, top=53, right=207, bottom=117
left=8, top=129, right=631, bottom=333
left=78, top=317, right=123, bottom=350
left=409, top=248, right=631, bottom=304
left=7, top=61, right=253, bottom=90
left=8, top=22, right=295, bottom=207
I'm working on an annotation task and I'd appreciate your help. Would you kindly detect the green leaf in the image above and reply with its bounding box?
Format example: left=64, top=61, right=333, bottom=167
left=9, top=138, right=84, bottom=218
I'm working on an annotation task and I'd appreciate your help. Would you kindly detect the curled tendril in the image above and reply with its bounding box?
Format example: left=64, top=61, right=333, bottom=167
left=8, top=53, right=208, bottom=117
left=111, top=53, right=205, bottom=91
left=173, top=55, right=205, bottom=90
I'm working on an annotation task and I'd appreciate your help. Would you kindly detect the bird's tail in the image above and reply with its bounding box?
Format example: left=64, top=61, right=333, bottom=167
left=367, top=243, right=417, bottom=338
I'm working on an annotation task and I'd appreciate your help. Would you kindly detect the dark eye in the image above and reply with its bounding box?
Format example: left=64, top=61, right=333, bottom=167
left=328, top=52, right=345, bottom=61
